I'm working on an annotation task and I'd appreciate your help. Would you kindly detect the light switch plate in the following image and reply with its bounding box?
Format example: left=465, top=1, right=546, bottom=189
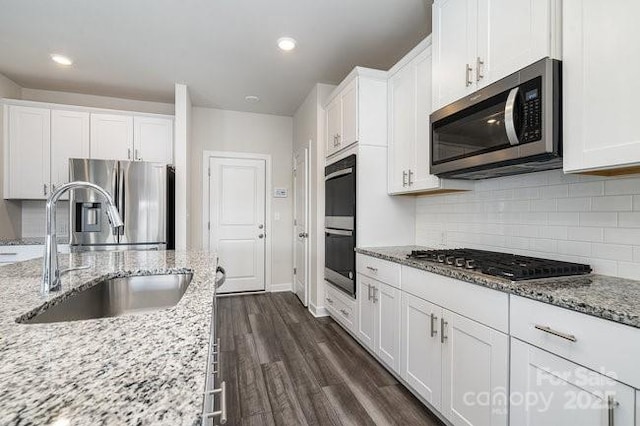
left=273, top=188, right=288, bottom=198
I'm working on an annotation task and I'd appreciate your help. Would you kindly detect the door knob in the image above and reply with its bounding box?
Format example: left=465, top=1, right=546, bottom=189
left=298, top=232, right=308, bottom=238
left=258, top=234, right=264, bottom=239
left=258, top=224, right=264, bottom=229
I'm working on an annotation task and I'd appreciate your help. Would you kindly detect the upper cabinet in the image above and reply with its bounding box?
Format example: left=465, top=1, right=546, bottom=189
left=4, top=105, right=51, bottom=199
left=432, top=0, right=561, bottom=110
left=387, top=38, right=472, bottom=195
left=3, top=100, right=174, bottom=200
left=90, top=113, right=134, bottom=161
left=326, top=79, right=359, bottom=157
left=325, top=68, right=387, bottom=158
left=563, top=0, right=640, bottom=174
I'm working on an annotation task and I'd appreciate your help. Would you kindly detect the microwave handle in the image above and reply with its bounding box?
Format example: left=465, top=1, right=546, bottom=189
left=325, top=228, right=353, bottom=236
left=505, top=87, right=520, bottom=146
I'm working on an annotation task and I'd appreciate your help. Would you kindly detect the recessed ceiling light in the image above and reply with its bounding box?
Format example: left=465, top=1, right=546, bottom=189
left=50, top=54, right=73, bottom=66
left=277, top=37, right=297, bottom=51
left=245, top=95, right=260, bottom=103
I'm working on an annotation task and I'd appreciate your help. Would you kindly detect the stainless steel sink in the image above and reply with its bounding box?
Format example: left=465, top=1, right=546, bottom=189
left=21, top=273, right=193, bottom=324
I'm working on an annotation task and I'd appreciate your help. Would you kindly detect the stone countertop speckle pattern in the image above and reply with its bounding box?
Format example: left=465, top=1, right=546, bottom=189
left=0, top=237, right=69, bottom=246
left=0, top=250, right=218, bottom=426
left=356, top=246, right=640, bottom=329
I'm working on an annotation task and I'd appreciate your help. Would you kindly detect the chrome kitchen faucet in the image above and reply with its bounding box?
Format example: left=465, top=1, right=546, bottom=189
left=42, top=181, right=124, bottom=295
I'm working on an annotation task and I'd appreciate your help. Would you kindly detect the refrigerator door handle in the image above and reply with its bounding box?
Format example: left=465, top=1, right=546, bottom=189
left=118, top=163, right=126, bottom=237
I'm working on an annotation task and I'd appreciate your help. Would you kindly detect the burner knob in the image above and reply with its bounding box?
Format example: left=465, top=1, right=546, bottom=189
left=445, top=256, right=455, bottom=265
left=437, top=254, right=446, bottom=263
left=455, top=257, right=466, bottom=267
left=465, top=259, right=476, bottom=269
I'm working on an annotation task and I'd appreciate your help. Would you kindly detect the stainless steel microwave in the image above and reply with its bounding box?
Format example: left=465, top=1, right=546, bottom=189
left=430, top=58, right=562, bottom=179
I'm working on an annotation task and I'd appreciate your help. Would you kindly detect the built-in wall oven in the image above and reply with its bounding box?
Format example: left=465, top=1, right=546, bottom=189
left=325, top=154, right=356, bottom=297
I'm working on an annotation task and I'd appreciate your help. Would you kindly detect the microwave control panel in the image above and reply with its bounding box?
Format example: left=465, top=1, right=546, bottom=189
left=522, top=78, right=542, bottom=143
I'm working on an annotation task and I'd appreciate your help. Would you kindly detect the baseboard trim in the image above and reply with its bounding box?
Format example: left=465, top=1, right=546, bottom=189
left=270, top=282, right=293, bottom=293
left=309, top=302, right=329, bottom=317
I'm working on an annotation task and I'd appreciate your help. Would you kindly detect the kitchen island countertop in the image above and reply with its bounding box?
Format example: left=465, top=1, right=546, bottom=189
left=0, top=250, right=217, bottom=426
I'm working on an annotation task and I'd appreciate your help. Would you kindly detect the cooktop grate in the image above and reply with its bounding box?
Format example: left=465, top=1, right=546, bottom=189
left=407, top=248, right=592, bottom=281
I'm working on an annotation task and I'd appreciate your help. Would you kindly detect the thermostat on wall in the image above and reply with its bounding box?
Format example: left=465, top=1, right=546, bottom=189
left=273, top=188, right=288, bottom=198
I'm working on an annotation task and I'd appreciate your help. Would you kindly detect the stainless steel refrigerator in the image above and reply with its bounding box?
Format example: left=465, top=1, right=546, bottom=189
left=69, top=158, right=174, bottom=251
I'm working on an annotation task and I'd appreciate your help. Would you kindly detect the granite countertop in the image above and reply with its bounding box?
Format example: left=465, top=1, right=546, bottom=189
left=356, top=246, right=640, bottom=329
left=0, top=250, right=218, bottom=425
left=0, top=237, right=69, bottom=246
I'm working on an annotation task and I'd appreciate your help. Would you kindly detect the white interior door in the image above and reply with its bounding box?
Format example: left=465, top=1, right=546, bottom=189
left=209, top=156, right=266, bottom=293
left=293, top=148, right=309, bottom=306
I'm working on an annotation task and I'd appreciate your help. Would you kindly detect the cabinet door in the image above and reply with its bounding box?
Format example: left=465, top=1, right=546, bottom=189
left=375, top=281, right=401, bottom=373
left=476, top=0, right=552, bottom=87
left=90, top=113, right=133, bottom=161
left=432, top=0, right=477, bottom=110
left=400, top=292, right=443, bottom=411
left=133, top=116, right=173, bottom=163
left=340, top=79, right=358, bottom=148
left=326, top=98, right=341, bottom=157
left=5, top=105, right=51, bottom=199
left=442, top=309, right=508, bottom=426
left=563, top=0, right=640, bottom=173
left=388, top=61, right=415, bottom=193
left=412, top=47, right=442, bottom=191
left=51, top=109, right=90, bottom=193
left=511, top=339, right=635, bottom=426
left=356, top=274, right=376, bottom=352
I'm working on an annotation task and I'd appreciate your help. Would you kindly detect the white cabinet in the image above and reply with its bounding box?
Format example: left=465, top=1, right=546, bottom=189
left=511, top=339, right=635, bottom=426
left=356, top=274, right=401, bottom=373
left=4, top=105, right=51, bottom=199
left=326, top=79, right=358, bottom=157
left=90, top=113, right=173, bottom=163
left=563, top=0, right=640, bottom=174
left=133, top=116, right=173, bottom=163
left=441, top=309, right=508, bottom=426
left=401, top=292, right=443, bottom=410
left=388, top=39, right=472, bottom=195
left=432, top=0, right=559, bottom=110
left=51, top=109, right=90, bottom=192
left=90, top=113, right=134, bottom=161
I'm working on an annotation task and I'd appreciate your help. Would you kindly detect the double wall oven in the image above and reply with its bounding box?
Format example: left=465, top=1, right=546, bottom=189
left=325, top=155, right=356, bottom=297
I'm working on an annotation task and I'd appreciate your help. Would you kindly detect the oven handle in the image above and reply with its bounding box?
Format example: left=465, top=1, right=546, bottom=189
left=325, top=168, right=353, bottom=181
left=504, top=87, right=520, bottom=146
left=325, top=228, right=353, bottom=236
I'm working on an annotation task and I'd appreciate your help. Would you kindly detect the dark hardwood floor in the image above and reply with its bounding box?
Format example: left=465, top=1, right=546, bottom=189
left=217, top=292, right=444, bottom=426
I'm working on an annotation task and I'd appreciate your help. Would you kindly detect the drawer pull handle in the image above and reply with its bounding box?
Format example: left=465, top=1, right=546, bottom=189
left=534, top=325, right=577, bottom=342
left=0, top=252, right=18, bottom=256
left=366, top=266, right=378, bottom=273
left=430, top=313, right=438, bottom=338
left=340, top=309, right=349, bottom=317
left=326, top=297, right=333, bottom=304
left=204, top=381, right=227, bottom=424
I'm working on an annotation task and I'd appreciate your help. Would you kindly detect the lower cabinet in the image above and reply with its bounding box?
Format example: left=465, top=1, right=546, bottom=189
left=441, top=310, right=509, bottom=426
left=511, top=339, right=635, bottom=426
left=401, top=292, right=443, bottom=410
left=356, top=274, right=401, bottom=373
left=400, top=292, right=508, bottom=426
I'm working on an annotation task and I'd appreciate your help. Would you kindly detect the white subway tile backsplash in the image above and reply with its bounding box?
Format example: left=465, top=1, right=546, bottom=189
left=415, top=169, right=640, bottom=280
left=568, top=181, right=604, bottom=197
left=579, top=212, right=617, bottom=228
left=591, top=195, right=633, bottom=212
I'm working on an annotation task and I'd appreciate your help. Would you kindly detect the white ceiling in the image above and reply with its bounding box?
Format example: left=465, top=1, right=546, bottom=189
left=0, top=0, right=431, bottom=116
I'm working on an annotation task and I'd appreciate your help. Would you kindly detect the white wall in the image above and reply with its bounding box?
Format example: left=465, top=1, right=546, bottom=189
left=416, top=169, right=640, bottom=280
left=190, top=107, right=294, bottom=288
left=0, top=73, right=22, bottom=238
left=293, top=83, right=335, bottom=311
left=20, top=88, right=174, bottom=115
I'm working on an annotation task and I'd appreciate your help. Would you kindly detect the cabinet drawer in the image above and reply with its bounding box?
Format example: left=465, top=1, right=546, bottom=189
left=402, top=266, right=509, bottom=333
left=325, top=282, right=356, bottom=332
left=357, top=254, right=401, bottom=288
left=511, top=295, right=640, bottom=389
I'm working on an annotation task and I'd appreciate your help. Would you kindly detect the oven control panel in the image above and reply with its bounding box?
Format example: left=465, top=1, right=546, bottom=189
left=522, top=78, right=542, bottom=143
